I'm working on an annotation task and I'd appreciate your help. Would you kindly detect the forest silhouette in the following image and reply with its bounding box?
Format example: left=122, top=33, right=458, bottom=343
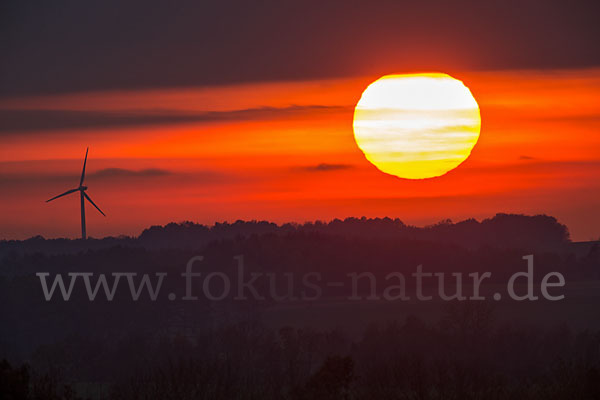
left=1, top=213, right=599, bottom=399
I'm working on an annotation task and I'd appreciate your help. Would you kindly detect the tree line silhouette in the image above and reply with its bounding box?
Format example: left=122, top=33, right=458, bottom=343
left=1, top=213, right=599, bottom=399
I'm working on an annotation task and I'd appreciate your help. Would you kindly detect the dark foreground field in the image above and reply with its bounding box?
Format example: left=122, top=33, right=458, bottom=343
left=1, top=215, right=599, bottom=399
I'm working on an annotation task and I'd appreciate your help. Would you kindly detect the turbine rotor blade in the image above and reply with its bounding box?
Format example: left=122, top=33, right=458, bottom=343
left=83, top=192, right=106, bottom=216
left=80, top=147, right=89, bottom=187
left=46, top=188, right=79, bottom=202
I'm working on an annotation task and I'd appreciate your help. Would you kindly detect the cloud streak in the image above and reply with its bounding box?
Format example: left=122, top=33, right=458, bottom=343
left=0, top=105, right=346, bottom=134
left=300, top=163, right=354, bottom=172
left=0, top=167, right=238, bottom=187
left=90, top=168, right=171, bottom=178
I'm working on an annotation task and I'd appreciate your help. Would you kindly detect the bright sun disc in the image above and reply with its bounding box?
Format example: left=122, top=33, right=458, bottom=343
left=353, top=73, right=481, bottom=179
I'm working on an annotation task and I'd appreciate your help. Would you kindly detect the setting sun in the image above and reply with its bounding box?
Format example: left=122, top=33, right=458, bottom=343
left=353, top=73, right=481, bottom=179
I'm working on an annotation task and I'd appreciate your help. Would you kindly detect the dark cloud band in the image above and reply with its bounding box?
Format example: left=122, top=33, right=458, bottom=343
left=0, top=105, right=345, bottom=134
left=1, top=0, right=599, bottom=96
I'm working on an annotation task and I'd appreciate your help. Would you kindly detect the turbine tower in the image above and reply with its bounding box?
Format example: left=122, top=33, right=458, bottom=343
left=46, top=148, right=105, bottom=239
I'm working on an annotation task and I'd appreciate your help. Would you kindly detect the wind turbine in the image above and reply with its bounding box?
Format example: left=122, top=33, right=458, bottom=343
left=46, top=148, right=105, bottom=239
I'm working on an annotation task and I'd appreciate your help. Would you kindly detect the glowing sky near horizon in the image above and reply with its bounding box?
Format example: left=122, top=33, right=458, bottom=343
left=0, top=68, right=599, bottom=241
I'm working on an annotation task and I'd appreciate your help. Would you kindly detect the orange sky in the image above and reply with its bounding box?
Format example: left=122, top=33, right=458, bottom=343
left=1, top=68, right=599, bottom=240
